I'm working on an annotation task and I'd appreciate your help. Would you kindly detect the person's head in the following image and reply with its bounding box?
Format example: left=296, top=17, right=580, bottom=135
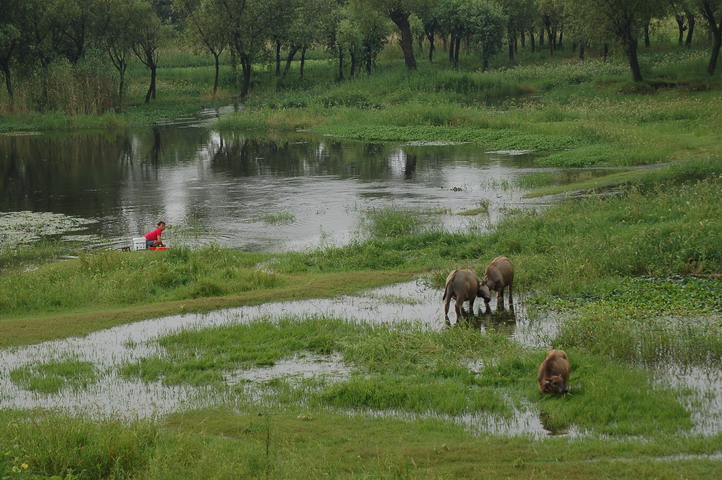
left=157, top=221, right=166, bottom=231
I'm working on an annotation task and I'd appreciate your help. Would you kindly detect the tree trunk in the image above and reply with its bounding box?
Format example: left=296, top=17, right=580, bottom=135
left=350, top=49, right=357, bottom=77
left=623, top=35, right=643, bottom=82
left=708, top=37, right=721, bottom=75
left=543, top=16, right=553, bottom=55
left=508, top=29, right=515, bottom=61
left=520, top=31, right=526, bottom=48
left=449, top=34, right=455, bottom=63
left=1, top=60, right=13, bottom=102
left=701, top=1, right=722, bottom=75
left=116, top=65, right=126, bottom=110
left=240, top=55, right=252, bottom=98
left=145, top=64, right=157, bottom=103
left=530, top=27, right=536, bottom=53
left=558, top=29, right=563, bottom=49
left=675, top=15, right=685, bottom=46
left=685, top=12, right=695, bottom=46
left=389, top=9, right=416, bottom=70
left=426, top=31, right=435, bottom=62
left=644, top=23, right=651, bottom=47
left=300, top=46, right=306, bottom=78
left=539, top=28, right=544, bottom=46
left=454, top=36, right=461, bottom=65
left=213, top=53, right=220, bottom=95
left=275, top=40, right=281, bottom=77
left=603, top=44, right=609, bottom=61
left=579, top=43, right=585, bottom=60
left=337, top=49, right=344, bottom=81
left=281, top=45, right=300, bottom=81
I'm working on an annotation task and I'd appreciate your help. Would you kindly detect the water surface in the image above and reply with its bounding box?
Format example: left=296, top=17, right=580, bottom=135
left=1, top=126, right=551, bottom=250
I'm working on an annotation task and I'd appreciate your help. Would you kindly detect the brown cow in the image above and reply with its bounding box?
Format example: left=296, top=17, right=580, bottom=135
left=480, top=256, right=514, bottom=311
left=443, top=269, right=489, bottom=318
left=537, top=349, right=570, bottom=394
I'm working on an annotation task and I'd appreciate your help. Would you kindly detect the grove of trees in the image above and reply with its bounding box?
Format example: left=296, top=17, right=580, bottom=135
left=1, top=0, right=721, bottom=112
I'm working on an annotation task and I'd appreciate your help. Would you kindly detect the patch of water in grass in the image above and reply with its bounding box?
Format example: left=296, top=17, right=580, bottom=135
left=1, top=280, right=718, bottom=438
left=224, top=353, right=351, bottom=385
left=0, top=280, right=540, bottom=419
left=652, top=363, right=722, bottom=437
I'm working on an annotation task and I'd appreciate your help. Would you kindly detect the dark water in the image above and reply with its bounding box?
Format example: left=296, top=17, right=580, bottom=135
left=0, top=124, right=550, bottom=251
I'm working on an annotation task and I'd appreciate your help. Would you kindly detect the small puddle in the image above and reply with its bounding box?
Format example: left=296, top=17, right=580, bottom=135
left=224, top=353, right=351, bottom=385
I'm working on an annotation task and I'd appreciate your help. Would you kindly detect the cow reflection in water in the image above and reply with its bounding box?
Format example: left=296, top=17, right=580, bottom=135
left=446, top=304, right=516, bottom=336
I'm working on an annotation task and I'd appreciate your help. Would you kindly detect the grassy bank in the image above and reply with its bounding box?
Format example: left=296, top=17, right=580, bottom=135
left=2, top=407, right=720, bottom=480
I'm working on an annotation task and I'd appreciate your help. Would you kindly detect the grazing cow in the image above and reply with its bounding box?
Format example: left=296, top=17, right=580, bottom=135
left=480, top=256, right=514, bottom=311
left=537, top=349, right=570, bottom=394
left=443, top=268, right=489, bottom=318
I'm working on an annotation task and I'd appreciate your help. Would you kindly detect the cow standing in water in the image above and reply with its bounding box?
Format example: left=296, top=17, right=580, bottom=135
left=443, top=269, right=490, bottom=319
left=480, top=256, right=514, bottom=312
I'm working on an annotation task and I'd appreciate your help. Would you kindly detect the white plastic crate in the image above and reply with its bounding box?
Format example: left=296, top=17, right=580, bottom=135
left=131, top=237, right=146, bottom=251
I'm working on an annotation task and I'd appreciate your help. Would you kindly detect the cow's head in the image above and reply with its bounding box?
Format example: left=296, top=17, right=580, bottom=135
left=478, top=284, right=491, bottom=303
left=541, top=375, right=568, bottom=394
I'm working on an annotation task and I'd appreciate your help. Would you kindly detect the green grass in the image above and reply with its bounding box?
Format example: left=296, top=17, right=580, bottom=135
left=10, top=359, right=97, bottom=394
left=1, top=407, right=720, bottom=480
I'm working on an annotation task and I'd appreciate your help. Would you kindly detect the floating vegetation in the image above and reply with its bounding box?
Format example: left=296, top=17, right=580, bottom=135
left=0, top=211, right=96, bottom=248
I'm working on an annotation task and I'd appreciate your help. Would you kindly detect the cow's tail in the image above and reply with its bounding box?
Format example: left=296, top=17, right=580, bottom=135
left=442, top=272, right=455, bottom=301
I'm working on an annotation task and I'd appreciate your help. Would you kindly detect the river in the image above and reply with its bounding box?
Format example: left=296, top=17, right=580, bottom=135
left=0, top=117, right=551, bottom=251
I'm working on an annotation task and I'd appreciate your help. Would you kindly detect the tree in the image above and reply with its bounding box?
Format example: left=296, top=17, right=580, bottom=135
left=0, top=0, right=25, bottom=104
left=495, top=0, right=537, bottom=61
left=132, top=2, right=165, bottom=103
left=360, top=0, right=423, bottom=70
left=93, top=0, right=143, bottom=108
left=416, top=0, right=442, bottom=62
left=469, top=2, right=506, bottom=70
left=697, top=1, right=722, bottom=74
left=336, top=2, right=389, bottom=77
left=174, top=0, right=227, bottom=95
left=565, top=0, right=666, bottom=82
left=277, top=0, right=336, bottom=82
left=216, top=0, right=273, bottom=98
left=536, top=0, right=565, bottom=54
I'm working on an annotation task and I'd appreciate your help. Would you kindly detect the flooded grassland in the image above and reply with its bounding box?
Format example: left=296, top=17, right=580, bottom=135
left=1, top=125, right=721, bottom=478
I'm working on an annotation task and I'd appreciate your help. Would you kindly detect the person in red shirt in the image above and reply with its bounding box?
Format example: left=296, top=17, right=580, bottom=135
left=144, top=221, right=166, bottom=248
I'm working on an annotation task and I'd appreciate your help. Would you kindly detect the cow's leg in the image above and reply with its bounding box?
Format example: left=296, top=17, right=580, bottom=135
left=455, top=300, right=463, bottom=318
left=444, top=296, right=451, bottom=318
left=508, top=281, right=514, bottom=305
left=497, top=289, right=505, bottom=310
